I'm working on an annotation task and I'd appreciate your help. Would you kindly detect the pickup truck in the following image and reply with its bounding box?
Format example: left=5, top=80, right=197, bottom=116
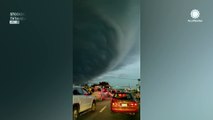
left=73, top=86, right=96, bottom=120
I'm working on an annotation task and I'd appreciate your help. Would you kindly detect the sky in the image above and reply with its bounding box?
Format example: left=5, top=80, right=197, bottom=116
left=92, top=56, right=140, bottom=88
left=73, top=0, right=140, bottom=86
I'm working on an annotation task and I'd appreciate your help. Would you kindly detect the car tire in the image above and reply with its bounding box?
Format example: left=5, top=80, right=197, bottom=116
left=73, top=107, right=79, bottom=120
left=91, top=102, right=96, bottom=111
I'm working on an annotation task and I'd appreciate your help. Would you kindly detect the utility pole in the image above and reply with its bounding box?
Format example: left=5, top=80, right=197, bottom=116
left=138, top=78, right=140, bottom=91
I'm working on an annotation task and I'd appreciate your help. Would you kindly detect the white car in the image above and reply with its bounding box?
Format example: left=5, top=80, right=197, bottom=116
left=73, top=86, right=96, bottom=120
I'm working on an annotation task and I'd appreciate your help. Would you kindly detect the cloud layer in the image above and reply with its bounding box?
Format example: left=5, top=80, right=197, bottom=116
left=73, top=0, right=140, bottom=84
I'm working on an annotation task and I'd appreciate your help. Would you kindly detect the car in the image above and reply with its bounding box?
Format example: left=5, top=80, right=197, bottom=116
left=111, top=92, right=139, bottom=115
left=91, top=88, right=105, bottom=101
left=102, top=88, right=110, bottom=97
left=109, top=89, right=117, bottom=97
left=73, top=86, right=96, bottom=120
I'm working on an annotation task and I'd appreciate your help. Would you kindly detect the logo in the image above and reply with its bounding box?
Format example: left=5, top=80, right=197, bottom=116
left=9, top=12, right=26, bottom=24
left=188, top=9, right=203, bottom=23
left=190, top=9, right=200, bottom=19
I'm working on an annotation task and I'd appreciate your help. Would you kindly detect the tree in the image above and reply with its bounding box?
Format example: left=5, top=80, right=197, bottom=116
left=99, top=81, right=110, bottom=88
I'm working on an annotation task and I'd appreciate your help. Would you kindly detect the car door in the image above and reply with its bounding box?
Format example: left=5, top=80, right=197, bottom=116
left=82, top=88, right=93, bottom=109
left=73, top=87, right=87, bottom=112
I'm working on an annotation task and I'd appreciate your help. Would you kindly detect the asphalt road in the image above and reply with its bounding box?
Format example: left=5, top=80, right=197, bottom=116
left=78, top=98, right=140, bottom=120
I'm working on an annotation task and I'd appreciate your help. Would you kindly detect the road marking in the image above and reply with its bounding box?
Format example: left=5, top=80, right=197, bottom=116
left=99, top=105, right=107, bottom=113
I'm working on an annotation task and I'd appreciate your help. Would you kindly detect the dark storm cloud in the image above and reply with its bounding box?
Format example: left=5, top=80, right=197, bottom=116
left=111, top=33, right=140, bottom=71
left=73, top=3, right=119, bottom=84
left=73, top=0, right=140, bottom=84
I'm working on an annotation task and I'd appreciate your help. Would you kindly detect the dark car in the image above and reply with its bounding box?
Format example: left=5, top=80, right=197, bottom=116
left=111, top=92, right=139, bottom=115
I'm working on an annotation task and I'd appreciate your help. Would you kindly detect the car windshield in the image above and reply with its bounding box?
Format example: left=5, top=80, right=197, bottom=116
left=113, top=93, right=133, bottom=100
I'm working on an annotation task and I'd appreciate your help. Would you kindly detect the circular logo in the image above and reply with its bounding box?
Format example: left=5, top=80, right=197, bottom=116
left=190, top=9, right=200, bottom=19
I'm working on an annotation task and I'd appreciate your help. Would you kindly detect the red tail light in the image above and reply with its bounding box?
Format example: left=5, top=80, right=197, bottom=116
left=111, top=98, right=118, bottom=107
left=129, top=102, right=137, bottom=106
left=112, top=102, right=118, bottom=106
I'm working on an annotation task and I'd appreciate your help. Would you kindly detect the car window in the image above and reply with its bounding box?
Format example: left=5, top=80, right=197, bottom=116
left=113, top=93, right=133, bottom=100
left=82, top=89, right=88, bottom=94
left=73, top=88, right=84, bottom=95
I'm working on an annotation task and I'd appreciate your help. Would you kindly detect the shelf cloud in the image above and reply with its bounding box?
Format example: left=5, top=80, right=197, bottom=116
left=73, top=0, right=140, bottom=84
